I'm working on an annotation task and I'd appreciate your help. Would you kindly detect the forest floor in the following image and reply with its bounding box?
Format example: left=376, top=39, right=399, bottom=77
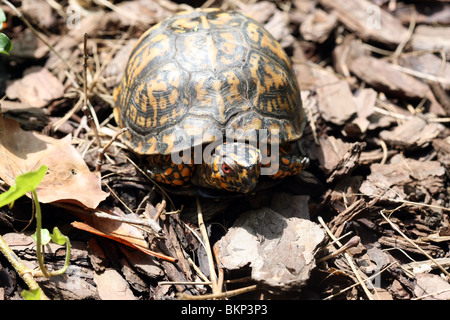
left=0, top=0, right=449, bottom=301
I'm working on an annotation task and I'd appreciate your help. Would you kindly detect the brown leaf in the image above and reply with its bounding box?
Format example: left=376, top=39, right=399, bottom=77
left=6, top=67, right=64, bottom=108
left=0, top=115, right=108, bottom=208
left=71, top=221, right=176, bottom=262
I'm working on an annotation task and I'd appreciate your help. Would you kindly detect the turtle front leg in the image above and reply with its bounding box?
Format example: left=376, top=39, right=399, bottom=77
left=146, top=155, right=194, bottom=187
left=262, top=148, right=309, bottom=179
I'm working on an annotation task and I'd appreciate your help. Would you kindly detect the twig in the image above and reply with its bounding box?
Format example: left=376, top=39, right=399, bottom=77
left=391, top=11, right=416, bottom=62
left=380, top=210, right=450, bottom=280
left=95, top=127, right=127, bottom=172
left=187, top=256, right=211, bottom=286
left=81, top=34, right=101, bottom=149
left=318, top=216, right=374, bottom=300
left=317, top=236, right=360, bottom=263
left=323, top=262, right=398, bottom=300
left=378, top=139, right=388, bottom=165
left=412, top=288, right=450, bottom=301
left=428, top=81, right=450, bottom=116
left=160, top=281, right=212, bottom=286
left=93, top=0, right=151, bottom=24
left=178, top=284, right=258, bottom=300
left=196, top=197, right=219, bottom=294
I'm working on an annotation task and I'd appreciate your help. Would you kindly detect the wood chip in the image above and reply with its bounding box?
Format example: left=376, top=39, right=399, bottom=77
left=414, top=273, right=450, bottom=300
left=308, top=135, right=365, bottom=183
left=433, top=137, right=450, bottom=171
left=315, top=68, right=357, bottom=125
left=343, top=88, right=377, bottom=137
left=378, top=235, right=443, bottom=256
left=22, top=0, right=56, bottom=29
left=399, top=53, right=450, bottom=90
left=349, top=55, right=432, bottom=100
left=300, top=9, right=338, bottom=43
left=94, top=268, right=138, bottom=300
left=318, top=0, right=409, bottom=45
left=411, top=25, right=450, bottom=57
left=360, top=154, right=446, bottom=200
left=242, top=1, right=277, bottom=24
left=379, top=117, right=445, bottom=150
left=215, top=207, right=325, bottom=290
left=107, top=0, right=174, bottom=28
left=2, top=233, right=98, bottom=299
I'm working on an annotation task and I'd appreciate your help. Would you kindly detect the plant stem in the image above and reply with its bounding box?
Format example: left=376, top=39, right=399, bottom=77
left=32, top=190, right=71, bottom=278
left=32, top=190, right=51, bottom=278
left=0, top=235, right=49, bottom=299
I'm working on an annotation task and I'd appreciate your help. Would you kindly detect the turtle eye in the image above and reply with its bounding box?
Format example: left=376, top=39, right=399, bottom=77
left=222, top=164, right=232, bottom=174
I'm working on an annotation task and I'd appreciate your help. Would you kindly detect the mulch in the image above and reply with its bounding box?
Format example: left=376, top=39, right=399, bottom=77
left=0, top=0, right=449, bottom=301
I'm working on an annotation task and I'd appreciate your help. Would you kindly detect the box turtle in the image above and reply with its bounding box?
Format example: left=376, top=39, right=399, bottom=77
left=113, top=8, right=309, bottom=194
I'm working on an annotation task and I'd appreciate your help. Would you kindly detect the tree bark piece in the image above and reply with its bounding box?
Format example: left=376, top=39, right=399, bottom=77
left=318, top=0, right=409, bottom=45
left=215, top=207, right=325, bottom=291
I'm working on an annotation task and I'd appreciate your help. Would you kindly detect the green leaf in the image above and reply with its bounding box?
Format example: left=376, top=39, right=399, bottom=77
left=0, top=8, right=6, bottom=26
left=20, top=288, right=42, bottom=300
left=0, top=165, right=48, bottom=208
left=32, top=229, right=51, bottom=245
left=50, top=227, right=67, bottom=245
left=0, top=33, right=12, bottom=54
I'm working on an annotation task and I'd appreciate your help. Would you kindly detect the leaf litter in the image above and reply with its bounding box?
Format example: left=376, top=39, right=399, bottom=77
left=0, top=0, right=449, bottom=301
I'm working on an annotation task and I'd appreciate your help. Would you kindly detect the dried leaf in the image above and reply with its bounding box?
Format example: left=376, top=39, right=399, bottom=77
left=0, top=115, right=108, bottom=208
left=71, top=221, right=176, bottom=262
left=6, top=67, right=64, bottom=107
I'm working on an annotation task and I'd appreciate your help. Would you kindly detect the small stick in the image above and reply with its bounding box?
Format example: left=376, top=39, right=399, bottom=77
left=317, top=236, right=360, bottom=263
left=318, top=216, right=374, bottom=300
left=81, top=34, right=101, bottom=150
left=213, top=244, right=224, bottom=292
left=323, top=261, right=398, bottom=300
left=178, top=284, right=258, bottom=300
left=95, top=127, right=127, bottom=172
left=196, top=197, right=219, bottom=294
left=380, top=210, right=450, bottom=279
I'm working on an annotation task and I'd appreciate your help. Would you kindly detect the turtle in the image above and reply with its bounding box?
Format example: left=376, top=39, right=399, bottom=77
left=113, top=8, right=309, bottom=194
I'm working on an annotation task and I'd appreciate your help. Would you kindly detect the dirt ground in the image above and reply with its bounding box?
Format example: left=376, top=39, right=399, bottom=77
left=0, top=0, right=449, bottom=301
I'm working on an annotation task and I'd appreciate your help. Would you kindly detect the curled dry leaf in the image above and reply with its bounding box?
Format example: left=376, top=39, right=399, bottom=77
left=0, top=115, right=109, bottom=208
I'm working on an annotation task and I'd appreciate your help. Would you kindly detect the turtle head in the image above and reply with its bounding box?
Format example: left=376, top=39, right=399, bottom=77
left=203, top=142, right=261, bottom=193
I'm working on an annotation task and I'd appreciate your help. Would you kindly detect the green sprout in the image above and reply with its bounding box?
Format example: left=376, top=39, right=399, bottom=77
left=0, top=165, right=71, bottom=300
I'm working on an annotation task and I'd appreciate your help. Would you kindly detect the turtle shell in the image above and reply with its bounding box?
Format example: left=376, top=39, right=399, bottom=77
left=114, top=8, right=305, bottom=155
